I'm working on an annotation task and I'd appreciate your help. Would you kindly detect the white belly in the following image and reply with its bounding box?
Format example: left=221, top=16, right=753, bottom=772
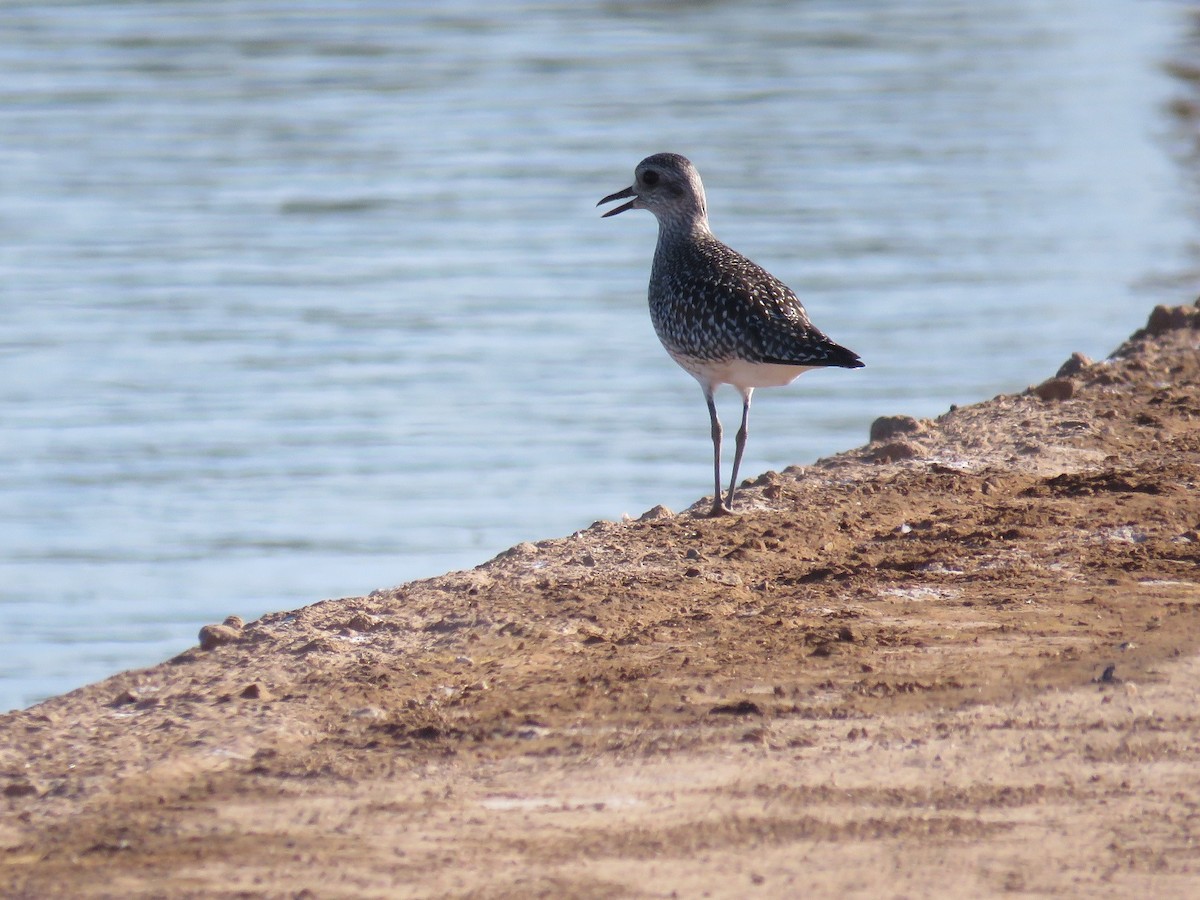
left=669, top=353, right=815, bottom=391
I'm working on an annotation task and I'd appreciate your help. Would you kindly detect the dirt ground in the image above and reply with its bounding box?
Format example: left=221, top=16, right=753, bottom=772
left=2, top=303, right=1199, bottom=899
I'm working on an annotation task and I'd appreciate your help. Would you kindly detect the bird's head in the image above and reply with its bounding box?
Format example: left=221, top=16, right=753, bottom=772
left=598, top=152, right=709, bottom=233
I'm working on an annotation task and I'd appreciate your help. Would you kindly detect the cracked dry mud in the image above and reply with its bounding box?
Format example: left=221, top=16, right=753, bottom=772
left=2, top=303, right=1199, bottom=898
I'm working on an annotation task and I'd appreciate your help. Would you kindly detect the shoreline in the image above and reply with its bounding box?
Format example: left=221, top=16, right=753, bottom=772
left=2, top=301, right=1199, bottom=897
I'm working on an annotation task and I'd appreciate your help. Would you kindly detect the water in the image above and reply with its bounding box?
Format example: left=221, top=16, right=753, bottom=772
left=1, top=0, right=1196, bottom=712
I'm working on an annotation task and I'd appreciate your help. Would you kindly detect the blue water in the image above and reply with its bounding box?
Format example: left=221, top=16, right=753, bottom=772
left=1, top=0, right=1197, bottom=712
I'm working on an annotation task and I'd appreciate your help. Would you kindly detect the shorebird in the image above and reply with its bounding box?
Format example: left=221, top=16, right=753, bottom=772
left=599, top=152, right=863, bottom=516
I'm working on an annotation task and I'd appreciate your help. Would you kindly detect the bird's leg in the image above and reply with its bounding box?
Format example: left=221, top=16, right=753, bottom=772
left=704, top=388, right=729, bottom=516
left=726, top=388, right=753, bottom=510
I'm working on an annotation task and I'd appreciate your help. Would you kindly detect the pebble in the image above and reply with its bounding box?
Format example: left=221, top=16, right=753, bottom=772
left=867, top=441, right=924, bottom=463
left=869, top=415, right=925, bottom=443
left=239, top=683, right=270, bottom=700
left=1056, top=352, right=1093, bottom=378
left=3, top=779, right=41, bottom=799
left=1145, top=303, right=1199, bottom=335
left=1033, top=377, right=1075, bottom=402
left=198, top=623, right=242, bottom=651
left=345, top=613, right=382, bottom=632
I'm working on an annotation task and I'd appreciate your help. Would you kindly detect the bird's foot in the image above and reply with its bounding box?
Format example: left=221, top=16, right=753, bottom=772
left=708, top=500, right=737, bottom=518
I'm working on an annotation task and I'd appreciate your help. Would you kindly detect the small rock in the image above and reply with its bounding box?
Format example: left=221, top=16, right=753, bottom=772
left=869, top=415, right=924, bottom=443
left=345, top=613, right=382, bottom=632
left=709, top=700, right=762, bottom=716
left=741, top=727, right=771, bottom=745
left=239, top=683, right=270, bottom=700
left=867, top=441, right=924, bottom=463
left=638, top=504, right=674, bottom=521
left=293, top=637, right=337, bottom=654
left=498, top=542, right=538, bottom=559
left=198, top=623, right=242, bottom=651
left=1033, top=377, right=1074, bottom=402
left=3, top=779, right=40, bottom=799
left=1145, top=304, right=1198, bottom=335
left=223, top=615, right=245, bottom=629
left=1055, top=352, right=1092, bottom=378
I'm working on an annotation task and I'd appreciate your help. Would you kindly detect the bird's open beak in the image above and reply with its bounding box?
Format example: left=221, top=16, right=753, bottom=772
left=598, top=185, right=637, bottom=217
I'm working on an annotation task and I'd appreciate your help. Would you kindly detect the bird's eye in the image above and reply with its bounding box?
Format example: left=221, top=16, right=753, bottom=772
left=641, top=170, right=660, bottom=186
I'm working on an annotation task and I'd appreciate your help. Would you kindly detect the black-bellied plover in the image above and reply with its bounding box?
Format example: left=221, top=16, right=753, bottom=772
left=599, top=152, right=863, bottom=516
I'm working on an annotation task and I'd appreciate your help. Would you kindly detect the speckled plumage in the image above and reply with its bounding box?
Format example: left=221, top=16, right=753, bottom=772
left=599, top=152, right=863, bottom=515
left=649, top=227, right=862, bottom=372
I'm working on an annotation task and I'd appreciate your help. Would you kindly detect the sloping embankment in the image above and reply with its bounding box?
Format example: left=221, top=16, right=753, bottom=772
left=2, top=302, right=1199, bottom=898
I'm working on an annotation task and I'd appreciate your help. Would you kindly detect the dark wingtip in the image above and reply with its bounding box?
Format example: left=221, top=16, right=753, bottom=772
left=831, top=345, right=864, bottom=369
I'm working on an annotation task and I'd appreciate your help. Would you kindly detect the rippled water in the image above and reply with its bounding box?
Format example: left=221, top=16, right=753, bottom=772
left=1, top=0, right=1196, bottom=711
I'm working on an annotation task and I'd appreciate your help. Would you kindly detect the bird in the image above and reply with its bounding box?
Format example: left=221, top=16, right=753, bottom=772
left=598, top=152, right=863, bottom=517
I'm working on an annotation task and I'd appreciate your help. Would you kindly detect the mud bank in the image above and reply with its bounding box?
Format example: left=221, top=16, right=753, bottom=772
left=2, top=303, right=1199, bottom=898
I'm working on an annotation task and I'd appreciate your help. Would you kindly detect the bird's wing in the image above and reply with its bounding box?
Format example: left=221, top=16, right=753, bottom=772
left=722, top=250, right=862, bottom=369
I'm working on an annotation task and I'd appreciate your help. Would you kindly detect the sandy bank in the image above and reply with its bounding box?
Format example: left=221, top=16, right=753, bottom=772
left=2, top=302, right=1199, bottom=898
